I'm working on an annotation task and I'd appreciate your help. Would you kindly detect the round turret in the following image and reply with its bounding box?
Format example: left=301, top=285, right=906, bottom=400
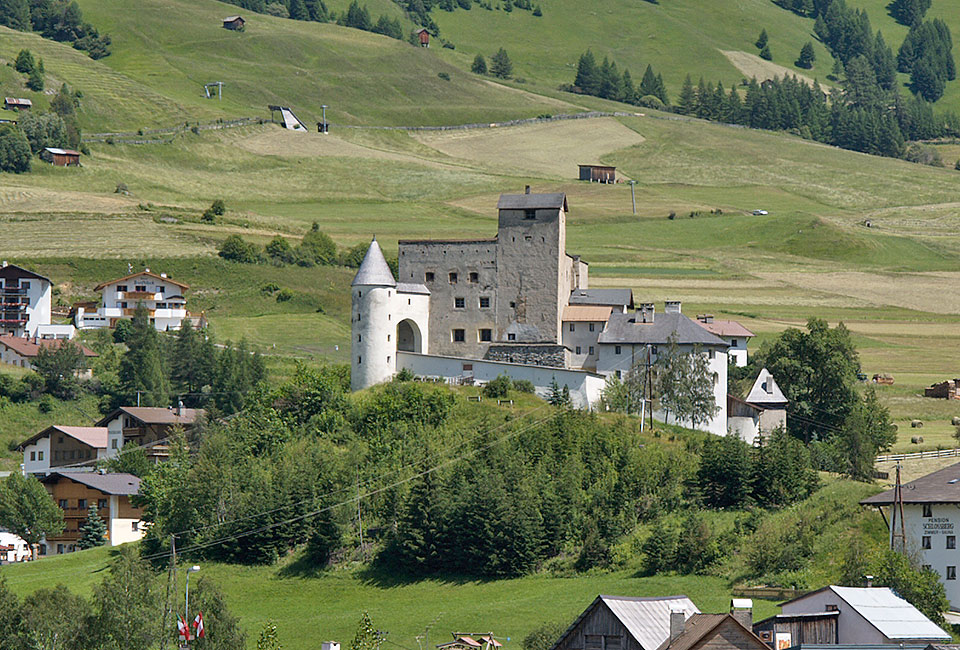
left=350, top=238, right=398, bottom=391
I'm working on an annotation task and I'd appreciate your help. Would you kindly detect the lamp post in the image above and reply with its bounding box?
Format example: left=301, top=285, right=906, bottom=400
left=321, top=104, right=328, bottom=134
left=185, top=565, right=200, bottom=642
left=628, top=180, right=637, bottom=215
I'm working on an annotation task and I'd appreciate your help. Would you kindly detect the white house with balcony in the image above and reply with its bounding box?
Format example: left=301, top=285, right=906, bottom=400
left=0, top=262, right=70, bottom=339
left=75, top=270, right=189, bottom=331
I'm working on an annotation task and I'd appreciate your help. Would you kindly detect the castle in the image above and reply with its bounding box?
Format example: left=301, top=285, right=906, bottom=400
left=351, top=189, right=730, bottom=435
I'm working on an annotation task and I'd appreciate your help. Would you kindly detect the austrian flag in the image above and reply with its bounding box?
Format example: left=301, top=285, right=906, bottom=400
left=193, top=612, right=205, bottom=639
left=177, top=615, right=191, bottom=641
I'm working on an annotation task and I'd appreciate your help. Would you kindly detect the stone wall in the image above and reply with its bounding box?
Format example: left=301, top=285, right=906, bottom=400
left=483, top=343, right=568, bottom=368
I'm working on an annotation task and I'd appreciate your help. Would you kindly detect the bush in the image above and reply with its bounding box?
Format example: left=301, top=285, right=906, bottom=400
left=38, top=394, right=55, bottom=413
left=275, top=288, right=295, bottom=302
left=482, top=374, right=512, bottom=398
left=512, top=379, right=535, bottom=393
left=0, top=125, right=32, bottom=173
left=437, top=71, right=451, bottom=81
left=471, top=54, right=487, bottom=74
left=297, top=223, right=337, bottom=265
left=218, top=235, right=262, bottom=263
left=637, top=94, right=665, bottom=109
left=210, top=199, right=226, bottom=215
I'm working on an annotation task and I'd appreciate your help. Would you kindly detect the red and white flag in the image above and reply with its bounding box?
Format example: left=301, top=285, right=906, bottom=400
left=177, top=615, right=192, bottom=641
left=193, top=612, right=205, bottom=639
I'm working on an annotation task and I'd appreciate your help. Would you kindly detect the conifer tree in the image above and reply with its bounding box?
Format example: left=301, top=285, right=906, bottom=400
left=471, top=53, right=487, bottom=74
left=490, top=47, right=513, bottom=78
left=654, top=72, right=669, bottom=104
left=755, top=28, right=768, bottom=49
left=574, top=50, right=600, bottom=94
left=639, top=64, right=659, bottom=98
left=677, top=74, right=696, bottom=115
left=621, top=69, right=636, bottom=103
left=77, top=504, right=107, bottom=549
left=288, top=0, right=309, bottom=20
left=759, top=44, right=772, bottom=61
left=796, top=41, right=816, bottom=69
left=118, top=303, right=169, bottom=407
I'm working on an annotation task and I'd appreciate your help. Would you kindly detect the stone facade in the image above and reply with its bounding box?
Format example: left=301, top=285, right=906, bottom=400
left=483, top=343, right=568, bottom=368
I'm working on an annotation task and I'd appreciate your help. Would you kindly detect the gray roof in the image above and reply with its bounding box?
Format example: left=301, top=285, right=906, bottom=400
left=0, top=263, right=51, bottom=284
left=550, top=595, right=699, bottom=650
left=43, top=472, right=141, bottom=496
left=745, top=368, right=788, bottom=407
left=352, top=239, right=396, bottom=287
left=396, top=282, right=429, bottom=295
left=569, top=288, right=634, bottom=309
left=497, top=192, right=568, bottom=211
left=598, top=311, right=728, bottom=346
left=861, top=461, right=960, bottom=505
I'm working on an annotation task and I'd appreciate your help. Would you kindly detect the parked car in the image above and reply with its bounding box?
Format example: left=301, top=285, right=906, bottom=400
left=752, top=209, right=769, bottom=215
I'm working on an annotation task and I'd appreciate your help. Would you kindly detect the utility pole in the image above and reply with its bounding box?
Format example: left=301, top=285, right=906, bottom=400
left=891, top=462, right=906, bottom=552
left=628, top=180, right=637, bottom=215
left=356, top=467, right=364, bottom=558
left=160, top=534, right=176, bottom=650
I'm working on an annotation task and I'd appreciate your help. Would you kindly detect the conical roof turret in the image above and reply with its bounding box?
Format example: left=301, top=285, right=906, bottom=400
left=351, top=238, right=396, bottom=287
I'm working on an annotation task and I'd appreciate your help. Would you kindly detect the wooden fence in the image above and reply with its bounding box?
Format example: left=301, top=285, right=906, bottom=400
left=876, top=448, right=960, bottom=463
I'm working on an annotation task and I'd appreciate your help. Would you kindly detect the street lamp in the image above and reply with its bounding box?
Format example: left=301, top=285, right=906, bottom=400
left=185, top=565, right=200, bottom=641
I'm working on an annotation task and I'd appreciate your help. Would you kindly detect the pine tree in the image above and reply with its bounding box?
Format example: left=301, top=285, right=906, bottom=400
left=490, top=47, right=513, bottom=78
left=574, top=50, right=600, bottom=94
left=288, top=0, right=309, bottom=20
left=118, top=303, right=169, bottom=407
left=694, top=77, right=709, bottom=117
left=639, top=64, right=658, bottom=99
left=77, top=504, right=107, bottom=549
left=14, top=49, right=35, bottom=74
left=471, top=53, right=487, bottom=74
left=350, top=611, right=383, bottom=650
left=677, top=74, right=696, bottom=115
left=621, top=69, right=636, bottom=104
left=755, top=28, right=768, bottom=50
left=759, top=44, right=772, bottom=61
left=654, top=72, right=669, bottom=105
left=796, top=41, right=816, bottom=69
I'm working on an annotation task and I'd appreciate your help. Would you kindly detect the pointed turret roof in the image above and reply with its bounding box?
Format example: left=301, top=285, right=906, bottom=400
left=746, top=368, right=788, bottom=407
left=352, top=238, right=396, bottom=287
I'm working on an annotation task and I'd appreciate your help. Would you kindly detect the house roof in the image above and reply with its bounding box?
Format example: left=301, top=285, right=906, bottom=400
left=579, top=164, right=616, bottom=170
left=352, top=238, right=396, bottom=287
left=569, top=288, right=634, bottom=309
left=94, top=270, right=189, bottom=291
left=96, top=406, right=204, bottom=427
left=396, top=282, right=429, bottom=295
left=43, top=147, right=80, bottom=156
left=696, top=318, right=755, bottom=338
left=861, top=461, right=960, bottom=505
left=0, top=263, right=51, bottom=284
left=223, top=15, right=243, bottom=21
left=562, top=305, right=612, bottom=322
left=42, top=472, right=140, bottom=496
left=745, top=368, right=788, bottom=406
left=782, top=586, right=949, bottom=641
left=4, top=97, right=32, bottom=106
left=497, top=192, right=568, bottom=211
left=551, top=595, right=700, bottom=650
left=657, top=614, right=768, bottom=650
left=18, top=425, right=108, bottom=451
left=598, top=312, right=729, bottom=347
left=0, top=335, right=97, bottom=359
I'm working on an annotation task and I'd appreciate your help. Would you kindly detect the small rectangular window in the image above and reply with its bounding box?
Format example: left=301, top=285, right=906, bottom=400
left=425, top=272, right=435, bottom=282
left=924, top=504, right=933, bottom=517
left=455, top=297, right=465, bottom=309
left=479, top=329, right=492, bottom=342
left=453, top=329, right=465, bottom=342
left=589, top=323, right=595, bottom=332
left=576, top=346, right=581, bottom=355
left=731, top=339, right=738, bottom=346
left=569, top=323, right=575, bottom=332
left=524, top=209, right=536, bottom=220
left=132, top=521, right=139, bottom=531
left=98, top=499, right=107, bottom=509
left=948, top=536, right=956, bottom=549
left=358, top=334, right=362, bottom=342
left=615, top=346, right=622, bottom=355
left=77, top=499, right=87, bottom=510
left=30, top=451, right=35, bottom=461
left=449, top=272, right=458, bottom=284
left=507, top=333, right=516, bottom=341
left=58, top=499, right=68, bottom=509
left=38, top=451, right=43, bottom=460
left=651, top=345, right=658, bottom=355
left=117, top=285, right=127, bottom=292
left=923, top=536, right=932, bottom=549
left=825, top=604, right=839, bottom=612
left=357, top=356, right=362, bottom=364
left=479, top=297, right=490, bottom=309
left=948, top=566, right=957, bottom=580
left=589, top=346, right=595, bottom=355
left=469, top=272, right=479, bottom=283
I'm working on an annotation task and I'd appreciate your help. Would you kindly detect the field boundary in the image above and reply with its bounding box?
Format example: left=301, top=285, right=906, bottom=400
left=876, top=448, right=960, bottom=463
left=84, top=117, right=265, bottom=143
left=341, top=110, right=640, bottom=131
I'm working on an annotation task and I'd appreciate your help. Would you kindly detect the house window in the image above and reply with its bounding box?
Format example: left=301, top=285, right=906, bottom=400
left=731, top=339, right=738, bottom=346
left=132, top=521, right=139, bottom=531
left=576, top=346, right=582, bottom=355
left=651, top=345, right=658, bottom=355
left=54, top=451, right=60, bottom=460
left=589, top=323, right=595, bottom=332
left=455, top=297, right=465, bottom=309
left=615, top=346, right=622, bottom=354
left=77, top=499, right=87, bottom=510
left=69, top=450, right=75, bottom=460
left=453, top=329, right=465, bottom=342
left=569, top=323, right=575, bottom=332
left=425, top=272, right=435, bottom=282
left=709, top=349, right=715, bottom=360
left=479, top=296, right=490, bottom=309
left=21, top=281, right=29, bottom=290
left=507, top=333, right=516, bottom=341
left=524, top=209, right=536, bottom=220
left=948, top=566, right=957, bottom=580
left=825, top=604, right=839, bottom=612
left=38, top=451, right=43, bottom=460
left=479, top=329, right=492, bottom=342
left=30, top=452, right=35, bottom=461
left=449, top=272, right=458, bottom=284
left=924, top=504, right=933, bottom=517
left=510, top=301, right=516, bottom=308
left=117, top=285, right=127, bottom=292
left=948, top=536, right=956, bottom=549
left=469, top=272, right=479, bottom=283
left=59, top=436, right=64, bottom=443
left=589, top=346, right=595, bottom=355
left=58, top=499, right=68, bottom=509
left=98, top=499, right=107, bottom=509
left=923, top=536, right=932, bottom=549
left=135, top=285, right=146, bottom=292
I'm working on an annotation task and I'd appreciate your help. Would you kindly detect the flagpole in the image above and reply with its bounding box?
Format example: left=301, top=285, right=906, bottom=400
left=185, top=565, right=200, bottom=645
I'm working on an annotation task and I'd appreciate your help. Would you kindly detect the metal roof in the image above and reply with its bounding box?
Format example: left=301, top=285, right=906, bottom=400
left=745, top=368, right=788, bottom=406
left=497, top=192, right=567, bottom=211
left=43, top=147, right=80, bottom=155
left=569, top=288, right=634, bottom=309
left=352, top=239, right=396, bottom=287
left=18, top=425, right=108, bottom=451
left=598, top=311, right=728, bottom=346
left=861, top=461, right=960, bottom=505
left=562, top=305, right=612, bottom=322
left=43, top=472, right=141, bottom=496
left=601, top=595, right=700, bottom=650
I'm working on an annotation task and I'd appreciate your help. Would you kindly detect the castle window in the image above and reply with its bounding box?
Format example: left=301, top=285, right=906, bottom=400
left=449, top=272, right=458, bottom=284
left=387, top=334, right=390, bottom=342
left=576, top=346, right=581, bottom=355
left=358, top=335, right=362, bottom=342
left=408, top=299, right=411, bottom=305
left=589, top=346, right=595, bottom=355
left=357, top=313, right=361, bottom=321
left=479, top=297, right=490, bottom=309
left=480, top=329, right=492, bottom=342
left=455, top=297, right=465, bottom=309
left=469, top=272, right=479, bottom=283
left=358, top=356, right=362, bottom=364
left=569, top=323, right=575, bottom=332
left=525, top=236, right=532, bottom=242
left=387, top=356, right=391, bottom=364
left=453, top=329, right=465, bottom=342
left=524, top=209, right=536, bottom=220
left=357, top=291, right=362, bottom=298
left=615, top=346, right=622, bottom=355
left=508, top=333, right=516, bottom=341
left=425, top=272, right=435, bottom=282
left=589, top=323, right=595, bottom=332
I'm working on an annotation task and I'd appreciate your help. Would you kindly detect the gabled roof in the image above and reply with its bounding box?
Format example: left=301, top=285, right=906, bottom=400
left=352, top=239, right=396, bottom=287
left=598, top=312, right=728, bottom=347
left=551, top=595, right=700, bottom=650
left=42, top=471, right=140, bottom=496
left=497, top=192, right=568, bottom=211
left=396, top=282, right=429, bottom=295
left=0, top=335, right=97, bottom=359
left=562, top=305, right=612, bottom=322
left=782, top=586, right=949, bottom=641
left=43, top=147, right=81, bottom=156
left=696, top=319, right=755, bottom=339
left=96, top=406, right=204, bottom=427
left=18, top=425, right=108, bottom=451
left=0, top=263, right=51, bottom=283
left=94, top=270, right=189, bottom=291
left=223, top=15, right=243, bottom=21
left=4, top=97, right=32, bottom=107
left=861, top=461, right=960, bottom=505
left=745, top=368, right=787, bottom=406
left=657, top=613, right=769, bottom=650
left=569, top=288, right=634, bottom=309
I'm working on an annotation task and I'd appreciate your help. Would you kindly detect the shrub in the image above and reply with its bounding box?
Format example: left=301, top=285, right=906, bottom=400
left=210, top=199, right=226, bottom=215
left=0, top=125, right=32, bottom=173
left=512, top=378, right=535, bottom=393
left=482, top=374, right=512, bottom=398
left=218, top=235, right=261, bottom=263
left=276, top=288, right=294, bottom=302
left=637, top=94, right=665, bottom=109
left=394, top=368, right=415, bottom=382
left=471, top=53, right=487, bottom=75
left=532, top=4, right=542, bottom=15
left=298, top=223, right=337, bottom=265
left=38, top=394, right=55, bottom=413
left=437, top=71, right=451, bottom=81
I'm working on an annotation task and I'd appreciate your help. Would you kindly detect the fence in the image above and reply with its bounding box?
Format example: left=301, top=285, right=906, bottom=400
left=875, top=448, right=960, bottom=463
left=340, top=110, right=640, bottom=132
left=83, top=117, right=263, bottom=144
left=731, top=586, right=805, bottom=600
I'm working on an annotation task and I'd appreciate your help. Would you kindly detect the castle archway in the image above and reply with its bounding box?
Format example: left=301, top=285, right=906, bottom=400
left=397, top=319, right=422, bottom=353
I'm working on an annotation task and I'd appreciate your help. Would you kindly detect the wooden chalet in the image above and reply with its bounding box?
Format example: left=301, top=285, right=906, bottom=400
left=417, top=28, right=430, bottom=47
left=4, top=97, right=32, bottom=111
left=41, top=472, right=141, bottom=555
left=222, top=15, right=245, bottom=29
left=40, top=147, right=81, bottom=167
left=660, top=613, right=769, bottom=650
left=578, top=164, right=616, bottom=184
left=96, top=405, right=205, bottom=462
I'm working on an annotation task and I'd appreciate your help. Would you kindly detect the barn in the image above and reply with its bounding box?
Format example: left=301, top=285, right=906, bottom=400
left=417, top=28, right=430, bottom=47
left=550, top=595, right=700, bottom=650
left=40, top=148, right=81, bottom=167
left=222, top=15, right=245, bottom=30
left=4, top=97, right=32, bottom=111
left=578, top=164, right=616, bottom=183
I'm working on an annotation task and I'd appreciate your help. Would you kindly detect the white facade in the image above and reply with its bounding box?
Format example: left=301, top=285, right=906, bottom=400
left=21, top=436, right=50, bottom=476
left=35, top=324, right=75, bottom=339
left=0, top=531, right=31, bottom=562
left=561, top=319, right=605, bottom=371
left=0, top=266, right=52, bottom=338
left=398, top=351, right=606, bottom=409
left=77, top=271, right=188, bottom=331
left=108, top=495, right=145, bottom=546
left=725, top=337, right=749, bottom=367
left=902, top=503, right=960, bottom=609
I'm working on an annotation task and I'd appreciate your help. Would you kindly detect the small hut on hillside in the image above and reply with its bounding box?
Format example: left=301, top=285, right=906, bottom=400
left=416, top=28, right=430, bottom=47
left=222, top=15, right=245, bottom=30
left=40, top=148, right=81, bottom=167
left=578, top=164, right=616, bottom=183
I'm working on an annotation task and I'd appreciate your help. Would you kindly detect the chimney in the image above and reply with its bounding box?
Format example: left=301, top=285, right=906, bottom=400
left=524, top=185, right=531, bottom=194
left=730, top=599, right=753, bottom=628
left=665, top=300, right=682, bottom=314
left=865, top=575, right=874, bottom=588
left=697, top=314, right=714, bottom=324
left=637, top=303, right=655, bottom=323
left=669, top=611, right=686, bottom=641
left=176, top=400, right=184, bottom=416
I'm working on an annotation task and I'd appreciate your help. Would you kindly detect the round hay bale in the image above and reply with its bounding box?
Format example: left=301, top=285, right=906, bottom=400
left=911, top=435, right=924, bottom=444
left=952, top=416, right=960, bottom=426
left=911, top=419, right=923, bottom=428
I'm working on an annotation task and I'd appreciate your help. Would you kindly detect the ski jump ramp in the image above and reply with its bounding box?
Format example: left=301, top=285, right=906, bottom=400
left=268, top=105, right=308, bottom=131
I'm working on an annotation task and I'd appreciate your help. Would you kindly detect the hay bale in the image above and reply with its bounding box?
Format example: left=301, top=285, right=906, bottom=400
left=911, top=435, right=924, bottom=444
left=952, top=416, right=960, bottom=426
left=911, top=419, right=924, bottom=428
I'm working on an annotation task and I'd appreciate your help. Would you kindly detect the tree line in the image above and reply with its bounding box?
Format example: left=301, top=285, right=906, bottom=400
left=0, top=0, right=110, bottom=58
left=568, top=50, right=669, bottom=108
left=219, top=222, right=379, bottom=271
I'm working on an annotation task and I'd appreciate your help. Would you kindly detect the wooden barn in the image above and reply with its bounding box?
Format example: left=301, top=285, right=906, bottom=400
left=40, top=147, right=81, bottom=167
left=417, top=28, right=430, bottom=47
left=662, top=613, right=770, bottom=650
left=4, top=97, right=32, bottom=111
left=753, top=612, right=839, bottom=648
left=578, top=164, right=616, bottom=183
left=550, top=595, right=700, bottom=650
left=222, top=15, right=245, bottom=30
